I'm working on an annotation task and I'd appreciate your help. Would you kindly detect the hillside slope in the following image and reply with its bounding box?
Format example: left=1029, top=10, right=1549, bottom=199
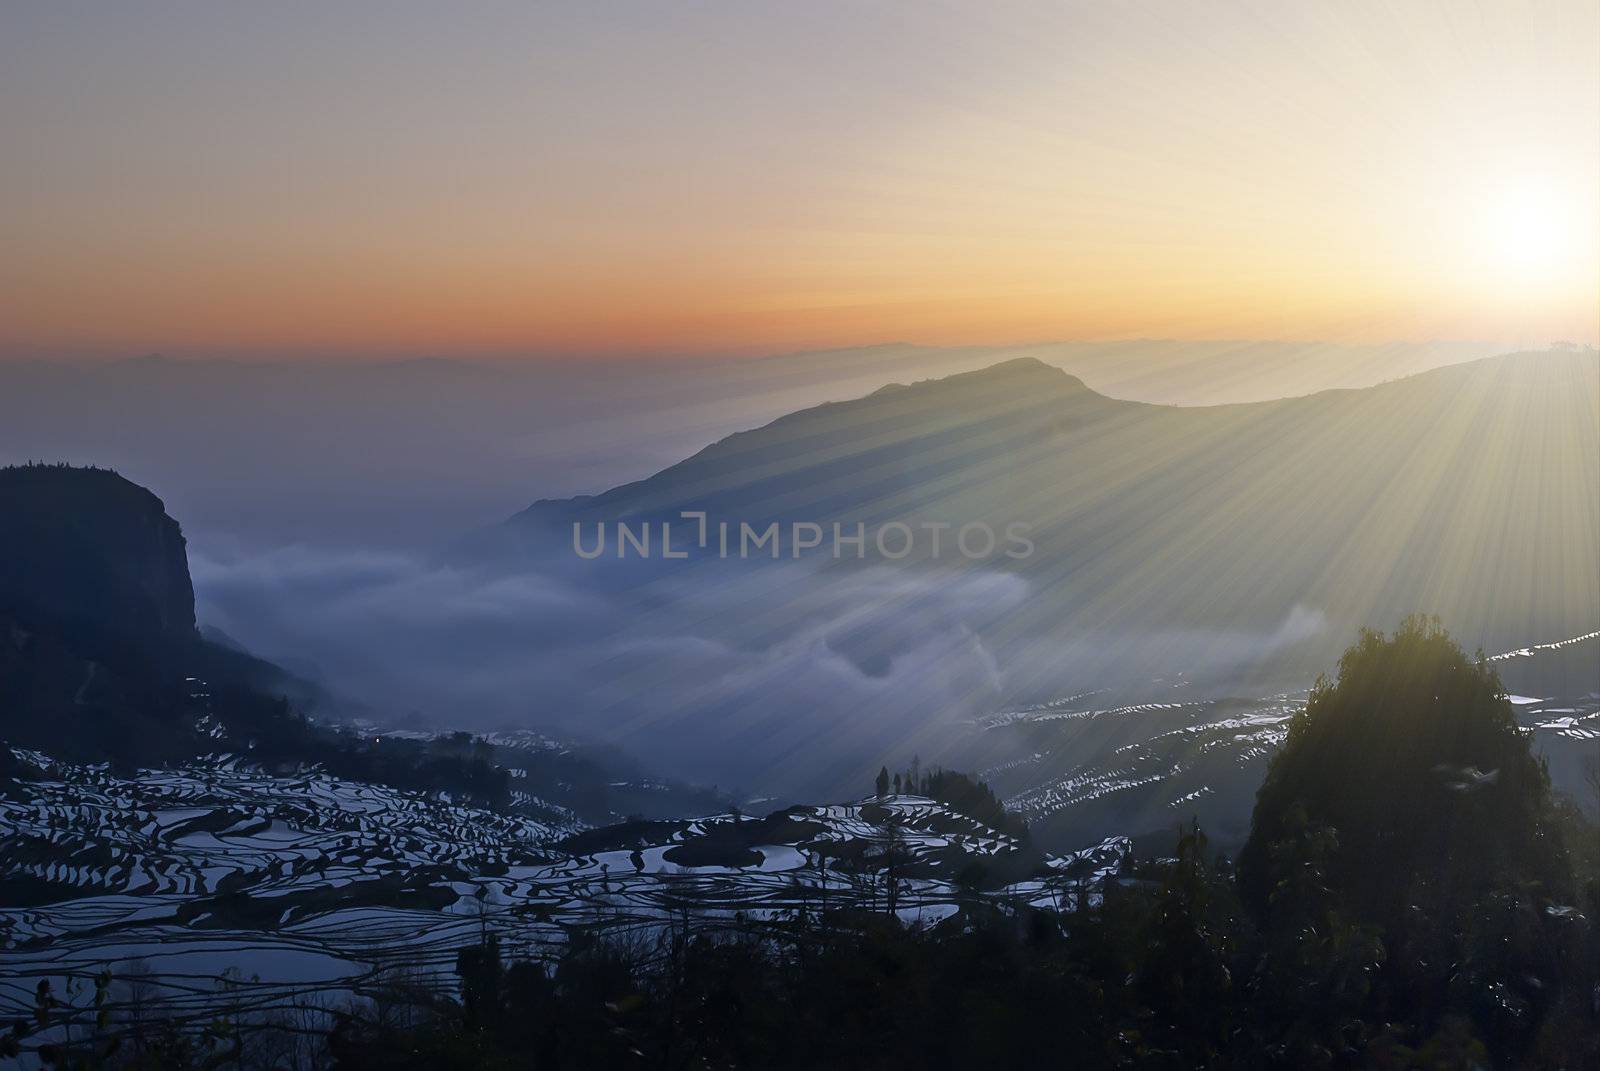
left=505, top=350, right=1599, bottom=673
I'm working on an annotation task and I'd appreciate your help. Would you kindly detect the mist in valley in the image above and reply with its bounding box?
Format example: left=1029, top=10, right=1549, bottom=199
left=3, top=340, right=1588, bottom=800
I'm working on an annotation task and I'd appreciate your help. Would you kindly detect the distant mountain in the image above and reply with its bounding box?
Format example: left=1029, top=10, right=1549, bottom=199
left=508, top=356, right=1123, bottom=539
left=503, top=349, right=1599, bottom=679
left=0, top=340, right=1505, bottom=549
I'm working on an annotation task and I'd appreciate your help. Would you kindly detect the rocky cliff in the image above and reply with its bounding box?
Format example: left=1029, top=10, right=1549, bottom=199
left=0, top=463, right=196, bottom=662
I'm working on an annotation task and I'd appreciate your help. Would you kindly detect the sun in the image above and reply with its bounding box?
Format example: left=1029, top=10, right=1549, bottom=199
left=1476, top=180, right=1574, bottom=277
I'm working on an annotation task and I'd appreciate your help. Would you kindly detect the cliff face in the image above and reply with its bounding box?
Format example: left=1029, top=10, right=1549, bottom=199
left=0, top=464, right=197, bottom=663
left=0, top=464, right=320, bottom=767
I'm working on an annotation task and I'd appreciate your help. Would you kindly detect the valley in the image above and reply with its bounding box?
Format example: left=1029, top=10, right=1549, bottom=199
left=2, top=628, right=1591, bottom=1055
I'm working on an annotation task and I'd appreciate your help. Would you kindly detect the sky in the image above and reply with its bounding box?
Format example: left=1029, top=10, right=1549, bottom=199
left=2, top=0, right=1597, bottom=360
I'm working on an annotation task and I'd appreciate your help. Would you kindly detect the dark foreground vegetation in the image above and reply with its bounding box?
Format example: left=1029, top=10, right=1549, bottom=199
left=7, top=618, right=1599, bottom=1069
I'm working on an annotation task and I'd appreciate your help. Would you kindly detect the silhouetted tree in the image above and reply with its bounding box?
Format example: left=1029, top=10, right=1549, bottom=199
left=1241, top=615, right=1569, bottom=926
left=1239, top=615, right=1579, bottom=1062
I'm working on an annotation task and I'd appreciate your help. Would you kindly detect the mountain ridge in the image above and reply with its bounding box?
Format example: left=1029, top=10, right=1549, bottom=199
left=515, top=347, right=1593, bottom=508
left=496, top=347, right=1598, bottom=670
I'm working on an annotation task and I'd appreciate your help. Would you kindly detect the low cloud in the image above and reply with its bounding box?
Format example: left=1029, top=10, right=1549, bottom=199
left=192, top=548, right=1034, bottom=799
left=194, top=543, right=1328, bottom=800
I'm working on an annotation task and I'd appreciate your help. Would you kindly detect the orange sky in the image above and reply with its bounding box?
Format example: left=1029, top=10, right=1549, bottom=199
left=2, top=1, right=1596, bottom=360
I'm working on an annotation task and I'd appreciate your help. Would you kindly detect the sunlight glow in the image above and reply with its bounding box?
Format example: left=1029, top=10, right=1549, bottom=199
left=1477, top=180, right=1577, bottom=278
left=2, top=2, right=1597, bottom=356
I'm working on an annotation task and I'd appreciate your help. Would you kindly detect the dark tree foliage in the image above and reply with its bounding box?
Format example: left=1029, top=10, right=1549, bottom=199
left=1240, top=614, right=1569, bottom=923
left=1239, top=615, right=1582, bottom=1061
left=891, top=765, right=1026, bottom=839
left=19, top=810, right=1600, bottom=1069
